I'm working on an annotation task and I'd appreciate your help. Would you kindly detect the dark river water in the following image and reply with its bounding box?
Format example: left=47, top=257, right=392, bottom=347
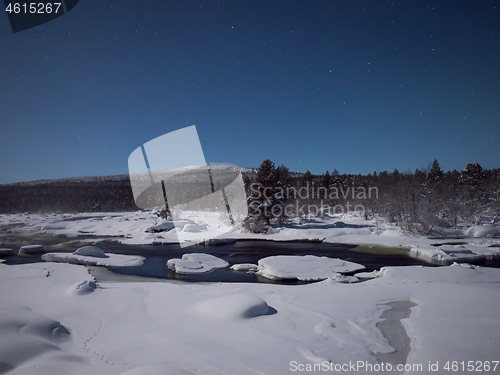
left=1, top=228, right=499, bottom=284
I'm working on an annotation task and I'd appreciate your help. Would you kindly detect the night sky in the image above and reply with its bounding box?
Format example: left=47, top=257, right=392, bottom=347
left=1, top=0, right=499, bottom=184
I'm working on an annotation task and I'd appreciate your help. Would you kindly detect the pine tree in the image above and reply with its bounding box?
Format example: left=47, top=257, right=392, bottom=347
left=256, top=159, right=277, bottom=187
left=321, top=170, right=331, bottom=188
left=428, top=159, right=443, bottom=182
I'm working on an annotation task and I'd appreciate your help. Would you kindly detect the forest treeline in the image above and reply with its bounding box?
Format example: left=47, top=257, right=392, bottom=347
left=245, top=159, right=500, bottom=234
left=1, top=161, right=498, bottom=236
left=0, top=175, right=137, bottom=214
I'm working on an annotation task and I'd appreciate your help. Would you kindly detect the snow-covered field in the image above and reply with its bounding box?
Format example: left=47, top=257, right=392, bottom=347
left=1, top=211, right=500, bottom=374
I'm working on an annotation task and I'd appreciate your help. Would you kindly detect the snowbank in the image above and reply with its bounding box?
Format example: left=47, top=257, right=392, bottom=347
left=0, top=303, right=72, bottom=370
left=466, top=224, right=500, bottom=238
left=167, top=253, right=229, bottom=274
left=42, top=246, right=144, bottom=267
left=18, top=244, right=45, bottom=254
left=257, top=255, right=365, bottom=281
left=2, top=212, right=500, bottom=255
left=1, top=259, right=500, bottom=374
left=410, top=245, right=486, bottom=265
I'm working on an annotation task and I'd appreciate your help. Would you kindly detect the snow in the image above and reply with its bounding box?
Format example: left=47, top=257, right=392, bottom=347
left=409, top=242, right=500, bottom=265
left=145, top=220, right=175, bottom=233
left=18, top=244, right=45, bottom=254
left=1, top=211, right=499, bottom=262
left=230, top=263, right=259, bottom=272
left=190, top=294, right=271, bottom=320
left=466, top=224, right=500, bottom=238
left=42, top=246, right=144, bottom=267
left=0, top=260, right=499, bottom=374
left=167, top=253, right=229, bottom=274
left=257, top=255, right=365, bottom=281
left=1, top=211, right=500, bottom=373
left=66, top=280, right=98, bottom=295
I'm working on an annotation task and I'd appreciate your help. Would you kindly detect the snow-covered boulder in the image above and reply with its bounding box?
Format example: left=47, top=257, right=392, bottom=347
left=167, top=253, right=229, bottom=274
left=191, top=294, right=271, bottom=320
left=66, top=280, right=98, bottom=295
left=230, top=263, right=259, bottom=272
left=257, top=255, right=365, bottom=281
left=73, top=246, right=107, bottom=258
left=18, top=245, right=45, bottom=254
left=466, top=225, right=500, bottom=238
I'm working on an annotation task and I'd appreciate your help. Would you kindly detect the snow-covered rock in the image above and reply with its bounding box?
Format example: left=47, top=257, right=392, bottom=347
left=190, top=294, right=271, bottom=320
left=230, top=263, right=259, bottom=272
left=18, top=244, right=45, bottom=254
left=73, top=246, right=107, bottom=258
left=466, top=224, right=500, bottom=238
left=257, top=255, right=365, bottom=281
left=167, top=253, right=229, bottom=274
left=66, top=280, right=98, bottom=295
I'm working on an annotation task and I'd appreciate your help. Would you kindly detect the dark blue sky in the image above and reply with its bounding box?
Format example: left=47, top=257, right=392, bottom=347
left=1, top=0, right=499, bottom=184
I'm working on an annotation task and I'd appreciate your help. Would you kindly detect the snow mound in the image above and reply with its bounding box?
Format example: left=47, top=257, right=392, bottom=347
left=18, top=244, right=45, bottom=254
left=0, top=248, right=15, bottom=256
left=191, top=294, right=270, bottom=320
left=257, top=255, right=365, bottom=281
left=466, top=225, right=500, bottom=238
left=230, top=263, right=259, bottom=272
left=167, top=253, right=229, bottom=274
left=66, top=280, right=98, bottom=295
left=0, top=304, right=71, bottom=369
left=42, top=252, right=144, bottom=267
left=73, top=246, right=107, bottom=258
